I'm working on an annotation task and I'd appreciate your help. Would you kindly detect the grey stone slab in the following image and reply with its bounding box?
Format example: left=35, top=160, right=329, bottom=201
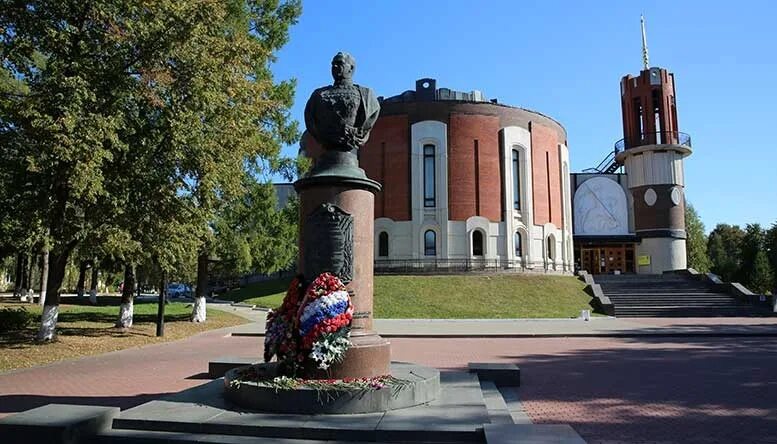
left=498, top=387, right=532, bottom=425
left=116, top=400, right=227, bottom=426
left=96, top=429, right=378, bottom=443
left=0, top=403, right=118, bottom=444
left=164, top=379, right=228, bottom=405
left=479, top=381, right=513, bottom=424
left=433, top=371, right=486, bottom=406
left=469, top=363, right=521, bottom=387
left=202, top=410, right=314, bottom=428
left=208, top=356, right=258, bottom=378
left=376, top=404, right=487, bottom=442
left=301, top=412, right=384, bottom=430
left=484, top=424, right=586, bottom=444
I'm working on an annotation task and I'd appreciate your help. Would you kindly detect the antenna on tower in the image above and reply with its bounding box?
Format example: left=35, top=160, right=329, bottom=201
left=641, top=14, right=650, bottom=70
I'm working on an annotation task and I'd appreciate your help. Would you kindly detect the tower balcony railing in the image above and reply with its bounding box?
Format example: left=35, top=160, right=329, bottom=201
left=614, top=131, right=692, bottom=152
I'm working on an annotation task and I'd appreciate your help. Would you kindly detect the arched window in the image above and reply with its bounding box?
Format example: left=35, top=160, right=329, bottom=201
left=472, top=231, right=484, bottom=256
left=512, top=149, right=521, bottom=210
left=424, top=230, right=436, bottom=256
left=423, top=144, right=436, bottom=207
left=546, top=236, right=555, bottom=260
left=514, top=232, right=522, bottom=257
left=378, top=232, right=389, bottom=257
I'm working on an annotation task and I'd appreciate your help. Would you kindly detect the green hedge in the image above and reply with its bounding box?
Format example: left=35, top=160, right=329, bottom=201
left=0, top=306, right=33, bottom=332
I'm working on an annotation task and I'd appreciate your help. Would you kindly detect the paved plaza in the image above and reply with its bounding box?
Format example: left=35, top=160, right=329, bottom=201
left=2, top=314, right=777, bottom=443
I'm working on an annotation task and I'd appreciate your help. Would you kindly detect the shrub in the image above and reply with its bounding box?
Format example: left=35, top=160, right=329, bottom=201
left=0, top=306, right=33, bottom=333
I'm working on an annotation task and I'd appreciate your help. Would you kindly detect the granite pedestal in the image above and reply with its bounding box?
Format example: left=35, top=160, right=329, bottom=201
left=294, top=175, right=390, bottom=379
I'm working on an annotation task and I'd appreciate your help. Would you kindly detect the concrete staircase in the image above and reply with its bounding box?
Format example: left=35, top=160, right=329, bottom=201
left=595, top=274, right=771, bottom=317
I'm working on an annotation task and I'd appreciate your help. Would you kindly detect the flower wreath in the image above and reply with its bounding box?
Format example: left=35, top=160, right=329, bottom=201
left=264, top=272, right=353, bottom=374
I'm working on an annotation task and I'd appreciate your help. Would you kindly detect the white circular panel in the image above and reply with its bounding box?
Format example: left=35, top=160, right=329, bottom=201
left=573, top=177, right=629, bottom=236
left=670, top=187, right=682, bottom=206
left=644, top=188, right=657, bottom=206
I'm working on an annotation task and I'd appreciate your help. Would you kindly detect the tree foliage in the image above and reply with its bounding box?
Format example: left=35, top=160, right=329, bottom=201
left=684, top=203, right=710, bottom=273
left=0, top=0, right=302, bottom=331
left=739, top=224, right=774, bottom=293
left=766, top=223, right=777, bottom=292
left=707, top=224, right=745, bottom=282
left=212, top=181, right=297, bottom=279
left=748, top=250, right=774, bottom=295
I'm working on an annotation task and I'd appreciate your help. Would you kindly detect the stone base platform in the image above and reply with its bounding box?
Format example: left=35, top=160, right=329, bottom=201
left=111, top=369, right=487, bottom=442
left=0, top=363, right=587, bottom=443
left=224, top=362, right=440, bottom=414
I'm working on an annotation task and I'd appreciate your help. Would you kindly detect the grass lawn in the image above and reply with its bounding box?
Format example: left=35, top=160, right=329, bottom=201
left=0, top=297, right=247, bottom=372
left=219, top=274, right=596, bottom=319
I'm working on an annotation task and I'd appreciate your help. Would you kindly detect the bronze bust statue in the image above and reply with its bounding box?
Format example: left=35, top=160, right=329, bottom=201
left=303, top=52, right=380, bottom=178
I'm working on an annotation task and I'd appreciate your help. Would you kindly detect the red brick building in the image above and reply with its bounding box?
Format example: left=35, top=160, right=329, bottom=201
left=358, top=78, right=574, bottom=272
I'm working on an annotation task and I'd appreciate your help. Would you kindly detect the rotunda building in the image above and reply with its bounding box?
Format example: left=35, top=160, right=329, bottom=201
left=354, top=78, right=574, bottom=272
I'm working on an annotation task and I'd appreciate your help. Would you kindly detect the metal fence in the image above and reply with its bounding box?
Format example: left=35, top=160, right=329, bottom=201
left=374, top=258, right=535, bottom=274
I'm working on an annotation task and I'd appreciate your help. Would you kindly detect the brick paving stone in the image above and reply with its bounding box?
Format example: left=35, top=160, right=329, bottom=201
left=0, top=327, right=258, bottom=418
left=391, top=337, right=777, bottom=444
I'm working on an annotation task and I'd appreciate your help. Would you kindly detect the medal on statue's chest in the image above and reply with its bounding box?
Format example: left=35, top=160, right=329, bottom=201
left=320, top=87, right=360, bottom=125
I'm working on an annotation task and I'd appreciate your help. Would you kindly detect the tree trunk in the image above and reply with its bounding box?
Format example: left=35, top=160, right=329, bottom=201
left=156, top=271, right=166, bottom=337
left=89, top=262, right=98, bottom=305
left=20, top=254, right=31, bottom=302
left=191, top=251, right=208, bottom=322
left=116, top=264, right=135, bottom=328
left=76, top=260, right=88, bottom=299
left=36, top=248, right=71, bottom=341
left=13, top=253, right=23, bottom=299
left=26, top=253, right=34, bottom=294
left=38, top=248, right=49, bottom=306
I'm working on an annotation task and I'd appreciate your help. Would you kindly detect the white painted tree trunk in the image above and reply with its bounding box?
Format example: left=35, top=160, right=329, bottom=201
left=39, top=249, right=49, bottom=306
left=37, top=305, right=59, bottom=341
left=116, top=301, right=134, bottom=328
left=191, top=296, right=207, bottom=322
left=20, top=290, right=31, bottom=303
left=89, top=289, right=97, bottom=305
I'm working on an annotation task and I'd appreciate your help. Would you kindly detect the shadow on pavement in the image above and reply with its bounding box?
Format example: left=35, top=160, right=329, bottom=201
left=0, top=393, right=172, bottom=416
left=500, top=334, right=777, bottom=444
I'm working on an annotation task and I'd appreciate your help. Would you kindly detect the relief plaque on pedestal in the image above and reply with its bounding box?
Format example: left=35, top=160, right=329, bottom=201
left=303, top=203, right=354, bottom=283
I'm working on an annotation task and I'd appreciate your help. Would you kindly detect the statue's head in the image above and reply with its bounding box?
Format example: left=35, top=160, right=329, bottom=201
left=331, top=52, right=355, bottom=82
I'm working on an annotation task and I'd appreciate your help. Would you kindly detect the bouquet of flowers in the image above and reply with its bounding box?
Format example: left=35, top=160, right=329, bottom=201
left=298, top=273, right=353, bottom=369
left=264, top=272, right=353, bottom=374
left=263, top=276, right=304, bottom=372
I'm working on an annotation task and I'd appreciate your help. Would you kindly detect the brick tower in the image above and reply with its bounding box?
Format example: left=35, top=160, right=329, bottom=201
left=614, top=16, right=692, bottom=273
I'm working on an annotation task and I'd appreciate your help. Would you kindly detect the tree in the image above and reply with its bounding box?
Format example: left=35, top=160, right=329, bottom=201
left=739, top=224, right=773, bottom=293
left=749, top=250, right=774, bottom=295
left=707, top=224, right=745, bottom=282
left=152, top=0, right=302, bottom=323
left=766, top=223, right=777, bottom=292
left=684, top=203, right=710, bottom=273
left=212, top=181, right=298, bottom=278
left=1, top=0, right=301, bottom=337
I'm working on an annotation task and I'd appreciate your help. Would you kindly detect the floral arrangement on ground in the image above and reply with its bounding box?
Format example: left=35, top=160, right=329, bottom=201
left=263, top=272, right=354, bottom=376
left=230, top=364, right=412, bottom=395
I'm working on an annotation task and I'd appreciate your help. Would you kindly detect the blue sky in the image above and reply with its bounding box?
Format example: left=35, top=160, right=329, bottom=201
left=271, top=0, right=776, bottom=231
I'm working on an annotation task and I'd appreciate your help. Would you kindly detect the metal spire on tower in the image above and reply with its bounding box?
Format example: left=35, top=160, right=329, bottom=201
left=641, top=14, right=650, bottom=70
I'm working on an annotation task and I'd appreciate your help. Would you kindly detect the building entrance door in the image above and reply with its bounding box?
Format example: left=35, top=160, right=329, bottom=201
left=580, top=244, right=635, bottom=274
